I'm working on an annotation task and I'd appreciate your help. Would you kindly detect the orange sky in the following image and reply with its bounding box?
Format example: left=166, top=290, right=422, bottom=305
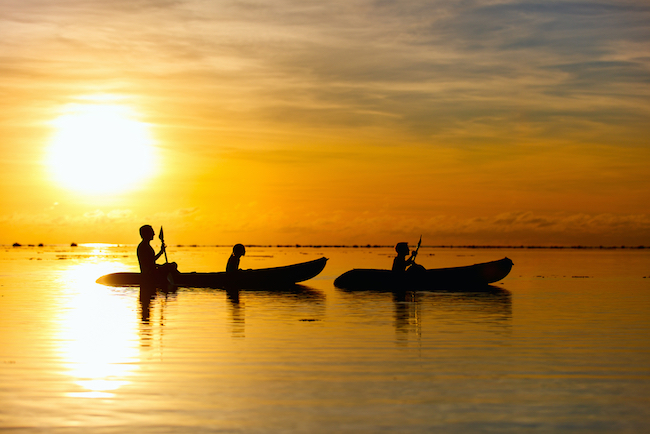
left=1, top=0, right=649, bottom=246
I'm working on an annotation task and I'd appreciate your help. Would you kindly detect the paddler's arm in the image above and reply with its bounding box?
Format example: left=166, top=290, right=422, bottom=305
left=154, top=243, right=166, bottom=261
left=407, top=236, right=422, bottom=265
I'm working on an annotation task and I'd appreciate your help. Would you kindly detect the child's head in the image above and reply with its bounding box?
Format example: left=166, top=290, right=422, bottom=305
left=395, top=242, right=409, bottom=256
left=232, top=243, right=246, bottom=257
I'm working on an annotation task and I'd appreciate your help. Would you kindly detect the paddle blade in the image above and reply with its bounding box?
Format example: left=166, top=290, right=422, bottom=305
left=413, top=235, right=422, bottom=258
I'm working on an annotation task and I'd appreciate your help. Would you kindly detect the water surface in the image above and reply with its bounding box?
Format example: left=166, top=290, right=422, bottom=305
left=1, top=245, right=649, bottom=432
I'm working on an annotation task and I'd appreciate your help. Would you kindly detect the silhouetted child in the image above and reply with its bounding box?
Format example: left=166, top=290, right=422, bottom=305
left=137, top=224, right=178, bottom=283
left=226, top=244, right=246, bottom=272
left=392, top=242, right=416, bottom=272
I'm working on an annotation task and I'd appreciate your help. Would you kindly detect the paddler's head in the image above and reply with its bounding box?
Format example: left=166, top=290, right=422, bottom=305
left=395, top=242, right=410, bottom=256
left=232, top=243, right=246, bottom=257
left=139, top=225, right=155, bottom=241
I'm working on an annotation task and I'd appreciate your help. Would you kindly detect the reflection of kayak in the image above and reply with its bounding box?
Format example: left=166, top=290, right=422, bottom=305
left=97, top=257, right=328, bottom=289
left=334, top=257, right=513, bottom=290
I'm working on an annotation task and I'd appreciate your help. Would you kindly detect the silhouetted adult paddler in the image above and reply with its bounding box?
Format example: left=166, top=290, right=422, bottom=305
left=137, top=224, right=178, bottom=284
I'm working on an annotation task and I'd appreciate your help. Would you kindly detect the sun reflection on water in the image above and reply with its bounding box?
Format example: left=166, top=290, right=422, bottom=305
left=53, top=262, right=139, bottom=398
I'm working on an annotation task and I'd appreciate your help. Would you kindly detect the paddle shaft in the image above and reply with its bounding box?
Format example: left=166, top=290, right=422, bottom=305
left=412, top=235, right=422, bottom=259
left=159, top=226, right=169, bottom=263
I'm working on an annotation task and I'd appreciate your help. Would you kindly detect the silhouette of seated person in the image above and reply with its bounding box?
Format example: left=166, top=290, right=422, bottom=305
left=137, top=225, right=178, bottom=282
left=392, top=242, right=425, bottom=273
left=226, top=244, right=246, bottom=273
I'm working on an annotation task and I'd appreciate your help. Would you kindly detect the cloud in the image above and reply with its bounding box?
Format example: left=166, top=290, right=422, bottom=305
left=151, top=207, right=200, bottom=221
left=258, top=210, right=650, bottom=245
left=412, top=211, right=650, bottom=245
left=3, top=207, right=649, bottom=245
left=4, top=0, right=649, bottom=146
left=0, top=207, right=199, bottom=229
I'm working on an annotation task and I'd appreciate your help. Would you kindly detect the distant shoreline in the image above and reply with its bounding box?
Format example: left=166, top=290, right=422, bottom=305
left=5, top=243, right=648, bottom=250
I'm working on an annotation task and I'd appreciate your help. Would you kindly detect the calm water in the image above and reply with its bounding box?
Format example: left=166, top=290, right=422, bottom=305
left=1, top=245, right=649, bottom=433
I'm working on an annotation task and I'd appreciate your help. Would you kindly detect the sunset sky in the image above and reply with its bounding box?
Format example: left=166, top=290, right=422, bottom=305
left=1, top=0, right=649, bottom=246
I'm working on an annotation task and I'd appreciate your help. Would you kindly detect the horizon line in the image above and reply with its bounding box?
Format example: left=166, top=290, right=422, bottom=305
left=5, top=243, right=648, bottom=250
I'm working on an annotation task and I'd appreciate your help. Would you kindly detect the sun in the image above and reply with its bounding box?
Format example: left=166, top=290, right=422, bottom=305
left=48, top=100, right=157, bottom=194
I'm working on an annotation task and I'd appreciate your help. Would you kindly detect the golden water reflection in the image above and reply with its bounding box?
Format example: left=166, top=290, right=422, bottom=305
left=54, top=262, right=139, bottom=398
left=137, top=284, right=177, bottom=358
left=226, top=289, right=245, bottom=338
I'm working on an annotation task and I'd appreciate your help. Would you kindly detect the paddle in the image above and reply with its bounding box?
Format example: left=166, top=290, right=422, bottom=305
left=158, top=226, right=176, bottom=287
left=159, top=226, right=168, bottom=264
left=412, top=235, right=422, bottom=260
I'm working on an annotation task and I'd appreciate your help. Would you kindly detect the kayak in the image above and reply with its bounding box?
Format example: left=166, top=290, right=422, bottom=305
left=334, top=257, right=513, bottom=290
left=97, top=257, right=328, bottom=289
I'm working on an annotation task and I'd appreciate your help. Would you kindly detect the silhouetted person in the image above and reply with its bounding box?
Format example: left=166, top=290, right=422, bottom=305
left=226, top=244, right=246, bottom=272
left=392, top=242, right=416, bottom=272
left=137, top=224, right=178, bottom=283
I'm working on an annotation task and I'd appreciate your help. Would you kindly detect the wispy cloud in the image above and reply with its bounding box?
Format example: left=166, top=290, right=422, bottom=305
left=272, top=210, right=650, bottom=246
left=2, top=203, right=649, bottom=246
left=4, top=0, right=648, bottom=142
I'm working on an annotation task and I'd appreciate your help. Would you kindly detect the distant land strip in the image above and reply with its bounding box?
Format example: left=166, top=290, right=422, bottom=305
left=175, top=244, right=648, bottom=250
left=6, top=243, right=648, bottom=249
